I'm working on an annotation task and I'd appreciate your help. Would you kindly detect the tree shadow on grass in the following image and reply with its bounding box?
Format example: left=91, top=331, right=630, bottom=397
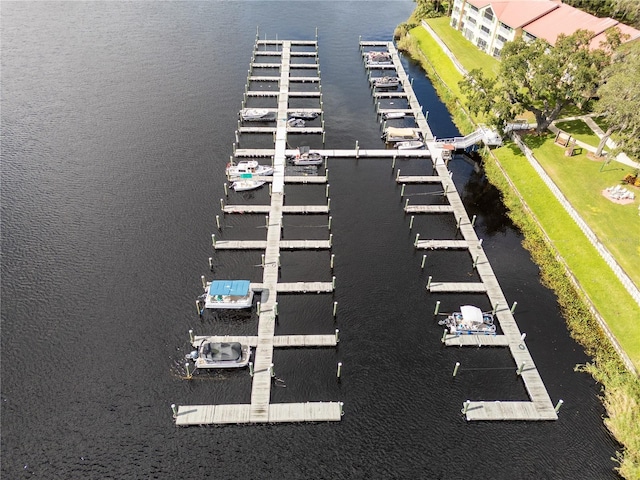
left=555, top=119, right=593, bottom=136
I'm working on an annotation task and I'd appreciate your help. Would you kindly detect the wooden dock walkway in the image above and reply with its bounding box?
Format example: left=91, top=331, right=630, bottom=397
left=213, top=239, right=331, bottom=250
left=234, top=148, right=431, bottom=158
left=361, top=40, right=557, bottom=421
left=191, top=334, right=337, bottom=348
left=175, top=40, right=342, bottom=426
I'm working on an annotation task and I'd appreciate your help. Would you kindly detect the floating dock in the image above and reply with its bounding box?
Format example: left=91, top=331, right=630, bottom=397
left=175, top=38, right=342, bottom=426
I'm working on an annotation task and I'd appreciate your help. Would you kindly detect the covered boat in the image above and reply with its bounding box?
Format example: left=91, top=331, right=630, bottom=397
left=286, top=118, right=306, bottom=127
left=288, top=111, right=319, bottom=120
left=438, top=305, right=496, bottom=335
left=231, top=179, right=266, bottom=191
left=226, top=160, right=274, bottom=178
left=382, top=127, right=422, bottom=143
left=382, top=111, right=406, bottom=120
left=288, top=146, right=324, bottom=166
left=372, top=76, right=400, bottom=88
left=365, top=51, right=392, bottom=65
left=240, top=108, right=276, bottom=121
left=202, top=280, right=254, bottom=309
left=187, top=340, right=252, bottom=369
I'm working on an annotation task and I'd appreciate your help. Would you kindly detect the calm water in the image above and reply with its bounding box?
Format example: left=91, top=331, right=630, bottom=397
left=1, top=2, right=619, bottom=478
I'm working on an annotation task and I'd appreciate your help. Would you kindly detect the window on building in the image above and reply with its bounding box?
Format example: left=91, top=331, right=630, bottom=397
left=480, top=25, right=490, bottom=34
left=451, top=18, right=458, bottom=28
left=469, top=4, right=478, bottom=12
left=468, top=17, right=477, bottom=25
left=477, top=38, right=487, bottom=50
left=497, top=34, right=507, bottom=43
left=500, top=22, right=512, bottom=32
left=483, top=9, right=494, bottom=21
left=493, top=47, right=501, bottom=58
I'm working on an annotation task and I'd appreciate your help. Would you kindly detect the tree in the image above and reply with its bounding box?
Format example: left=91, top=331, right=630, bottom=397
left=593, top=42, right=640, bottom=161
left=459, top=30, right=611, bottom=134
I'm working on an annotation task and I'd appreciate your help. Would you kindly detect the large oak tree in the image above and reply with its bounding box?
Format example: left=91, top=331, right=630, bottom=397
left=459, top=30, right=611, bottom=134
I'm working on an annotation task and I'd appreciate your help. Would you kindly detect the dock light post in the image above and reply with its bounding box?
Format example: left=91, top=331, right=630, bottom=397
left=511, top=301, right=518, bottom=313
left=462, top=400, right=470, bottom=415
left=189, top=329, right=194, bottom=343
left=208, top=257, right=214, bottom=270
left=171, top=404, right=178, bottom=418
left=554, top=399, right=564, bottom=413
left=337, top=362, right=342, bottom=379
left=401, top=184, right=406, bottom=197
left=421, top=254, right=427, bottom=269
left=269, top=363, right=275, bottom=377
left=471, top=214, right=477, bottom=227
left=185, top=363, right=192, bottom=379
left=330, top=254, right=335, bottom=270
left=333, top=301, right=338, bottom=317
left=409, top=215, right=415, bottom=230
left=249, top=362, right=254, bottom=377
left=427, top=276, right=432, bottom=290
left=434, top=301, right=441, bottom=315
left=414, top=233, right=420, bottom=247
left=516, top=362, right=526, bottom=376
left=453, top=362, right=460, bottom=377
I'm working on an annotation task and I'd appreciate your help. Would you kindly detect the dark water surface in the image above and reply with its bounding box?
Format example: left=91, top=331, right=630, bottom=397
left=2, top=2, right=619, bottom=478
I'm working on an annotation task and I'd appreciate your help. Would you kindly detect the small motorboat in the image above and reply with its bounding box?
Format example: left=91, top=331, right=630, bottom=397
left=240, top=108, right=276, bottom=121
left=288, top=146, right=324, bottom=166
left=372, top=76, right=400, bottom=88
left=286, top=118, right=306, bottom=127
left=365, top=51, right=392, bottom=66
left=199, top=279, right=254, bottom=310
left=288, top=111, right=319, bottom=120
left=232, top=179, right=266, bottom=191
left=396, top=140, right=425, bottom=150
left=438, top=305, right=496, bottom=335
left=186, top=340, right=252, bottom=369
left=382, top=112, right=406, bottom=120
left=226, top=160, right=274, bottom=178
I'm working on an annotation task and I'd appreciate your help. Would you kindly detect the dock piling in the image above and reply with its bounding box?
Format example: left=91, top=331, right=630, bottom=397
left=335, top=328, right=340, bottom=343
left=257, top=302, right=261, bottom=315
left=427, top=275, right=432, bottom=290
left=201, top=275, right=206, bottom=289
left=189, top=329, right=194, bottom=343
left=409, top=215, right=415, bottom=230
left=414, top=233, right=420, bottom=247
left=521, top=333, right=526, bottom=342
left=405, top=198, right=409, bottom=209
left=270, top=363, right=275, bottom=378
left=329, top=233, right=333, bottom=247
left=441, top=329, right=447, bottom=343
left=224, top=183, right=228, bottom=197
left=208, top=257, right=214, bottom=271
left=434, top=300, right=441, bottom=315
left=333, top=301, right=338, bottom=317
left=492, top=303, right=499, bottom=314
left=453, top=362, right=460, bottom=377
left=328, top=216, right=332, bottom=230
left=171, top=404, right=177, bottom=418
left=401, top=184, right=406, bottom=197
left=216, top=215, right=221, bottom=230
left=337, top=362, right=342, bottom=379
left=471, top=214, right=477, bottom=227
left=249, top=361, right=254, bottom=377
left=421, top=254, right=427, bottom=269
left=554, top=399, right=564, bottom=413
left=396, top=169, right=400, bottom=180
left=330, top=254, right=335, bottom=269
left=511, top=301, right=518, bottom=313
left=462, top=400, right=470, bottom=415
left=196, top=300, right=202, bottom=317
left=212, top=234, right=216, bottom=247
left=517, top=362, right=526, bottom=376
left=220, top=198, right=224, bottom=210
left=185, top=363, right=192, bottom=379
left=332, top=276, right=336, bottom=289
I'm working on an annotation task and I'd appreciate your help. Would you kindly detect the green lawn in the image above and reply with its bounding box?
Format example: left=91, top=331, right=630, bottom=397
left=493, top=141, right=640, bottom=369
left=425, top=17, right=501, bottom=78
left=554, top=119, right=608, bottom=151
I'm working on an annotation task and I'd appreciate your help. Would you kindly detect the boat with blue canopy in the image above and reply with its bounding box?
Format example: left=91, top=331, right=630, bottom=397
left=201, top=280, right=254, bottom=309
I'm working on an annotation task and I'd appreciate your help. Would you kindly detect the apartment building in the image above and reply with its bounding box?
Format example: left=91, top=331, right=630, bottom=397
left=449, top=0, right=640, bottom=57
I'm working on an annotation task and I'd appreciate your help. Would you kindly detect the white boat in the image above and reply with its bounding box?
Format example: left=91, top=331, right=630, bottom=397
left=288, top=111, right=319, bottom=120
left=396, top=140, right=425, bottom=150
left=231, top=179, right=266, bottom=191
left=438, top=305, right=496, bottom=335
left=288, top=146, right=324, bottom=166
left=240, top=108, right=276, bottom=121
left=200, top=280, right=254, bottom=309
left=372, top=76, right=400, bottom=88
left=382, top=112, right=406, bottom=120
left=186, top=340, right=252, bottom=369
left=287, top=118, right=306, bottom=127
left=365, top=51, right=392, bottom=65
left=226, top=160, right=274, bottom=178
left=382, top=127, right=422, bottom=143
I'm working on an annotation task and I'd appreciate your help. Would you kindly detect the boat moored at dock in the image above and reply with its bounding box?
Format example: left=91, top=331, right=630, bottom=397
left=226, top=160, right=274, bottom=178
left=288, top=146, right=324, bottom=166
left=382, top=127, right=422, bottom=144
left=396, top=140, right=425, bottom=150
left=372, top=76, right=399, bottom=88
left=240, top=108, right=276, bottom=121
left=365, top=51, right=392, bottom=65
left=186, top=340, right=252, bottom=369
left=231, top=179, right=266, bottom=191
left=438, top=305, right=496, bottom=335
left=200, top=280, right=254, bottom=309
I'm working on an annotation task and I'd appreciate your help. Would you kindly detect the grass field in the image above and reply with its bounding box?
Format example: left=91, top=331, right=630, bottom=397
left=554, top=119, right=608, bottom=151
